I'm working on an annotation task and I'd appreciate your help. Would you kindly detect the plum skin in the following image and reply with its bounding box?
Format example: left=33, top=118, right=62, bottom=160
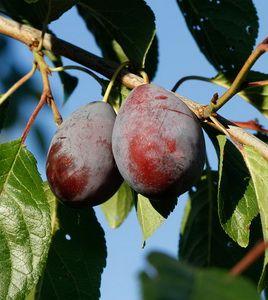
left=112, top=84, right=205, bottom=199
left=46, top=101, right=123, bottom=207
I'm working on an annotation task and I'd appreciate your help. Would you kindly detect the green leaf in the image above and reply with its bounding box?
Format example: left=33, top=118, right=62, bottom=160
left=215, top=135, right=258, bottom=247
left=36, top=202, right=107, bottom=299
left=45, top=50, right=79, bottom=102
left=141, top=252, right=259, bottom=300
left=179, top=171, right=263, bottom=284
left=177, top=0, right=258, bottom=72
left=0, top=139, right=51, bottom=299
left=101, top=181, right=135, bottom=229
left=241, top=146, right=268, bottom=291
left=211, top=71, right=268, bottom=116
left=136, top=194, right=165, bottom=243
left=2, top=0, right=76, bottom=26
left=77, top=0, right=156, bottom=68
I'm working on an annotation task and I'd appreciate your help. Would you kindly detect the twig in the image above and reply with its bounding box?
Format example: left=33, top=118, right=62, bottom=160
left=21, top=50, right=62, bottom=143
left=232, top=120, right=268, bottom=134
left=248, top=80, right=268, bottom=87
left=171, top=75, right=211, bottom=92
left=203, top=38, right=268, bottom=118
left=0, top=63, right=37, bottom=105
left=21, top=91, right=48, bottom=143
left=229, top=241, right=268, bottom=276
left=204, top=114, right=268, bottom=160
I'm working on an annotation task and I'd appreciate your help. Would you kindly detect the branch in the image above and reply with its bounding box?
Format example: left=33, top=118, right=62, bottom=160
left=0, top=15, right=267, bottom=159
left=0, top=15, right=143, bottom=89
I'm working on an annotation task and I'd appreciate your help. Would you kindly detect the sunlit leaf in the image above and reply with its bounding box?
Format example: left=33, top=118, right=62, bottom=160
left=241, top=145, right=268, bottom=291
left=136, top=194, right=165, bottom=243
left=216, top=135, right=258, bottom=247
left=0, top=139, right=51, bottom=299
left=101, top=181, right=135, bottom=229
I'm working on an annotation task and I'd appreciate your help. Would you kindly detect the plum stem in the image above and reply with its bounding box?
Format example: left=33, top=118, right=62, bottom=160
left=49, top=65, right=105, bottom=88
left=102, top=61, right=129, bottom=104
left=0, top=63, right=37, bottom=106
left=203, top=38, right=268, bottom=118
left=171, top=75, right=211, bottom=92
left=140, top=71, right=150, bottom=84
left=21, top=49, right=62, bottom=143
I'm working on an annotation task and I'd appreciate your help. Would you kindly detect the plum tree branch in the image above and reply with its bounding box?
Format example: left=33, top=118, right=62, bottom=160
left=0, top=15, right=267, bottom=158
left=0, top=15, right=143, bottom=89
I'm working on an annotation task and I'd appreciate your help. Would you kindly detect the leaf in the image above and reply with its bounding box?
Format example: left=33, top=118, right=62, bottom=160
left=36, top=202, right=107, bottom=299
left=141, top=252, right=259, bottom=300
left=2, top=0, right=76, bottom=26
left=136, top=194, right=165, bottom=243
left=215, top=135, right=258, bottom=247
left=211, top=71, right=268, bottom=116
left=179, top=171, right=263, bottom=284
left=177, top=0, right=258, bottom=72
left=77, top=0, right=156, bottom=68
left=101, top=181, right=135, bottom=229
left=44, top=50, right=79, bottom=102
left=0, top=139, right=51, bottom=299
left=241, top=145, right=268, bottom=291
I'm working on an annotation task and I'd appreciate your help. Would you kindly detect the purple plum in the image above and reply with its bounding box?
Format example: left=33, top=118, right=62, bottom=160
left=112, top=84, right=205, bottom=200
left=46, top=101, right=123, bottom=207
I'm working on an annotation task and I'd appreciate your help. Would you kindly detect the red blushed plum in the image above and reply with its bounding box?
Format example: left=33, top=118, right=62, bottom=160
left=46, top=101, right=123, bottom=207
left=112, top=84, right=205, bottom=200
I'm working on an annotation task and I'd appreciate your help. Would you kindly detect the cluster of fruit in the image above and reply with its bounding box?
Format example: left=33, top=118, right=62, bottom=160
left=46, top=84, right=205, bottom=207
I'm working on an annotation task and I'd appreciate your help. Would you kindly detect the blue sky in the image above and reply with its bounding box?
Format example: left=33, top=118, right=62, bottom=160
left=2, top=1, right=268, bottom=299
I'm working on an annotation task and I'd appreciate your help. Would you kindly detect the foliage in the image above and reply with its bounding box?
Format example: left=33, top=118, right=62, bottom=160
left=141, top=252, right=259, bottom=300
left=0, top=0, right=268, bottom=299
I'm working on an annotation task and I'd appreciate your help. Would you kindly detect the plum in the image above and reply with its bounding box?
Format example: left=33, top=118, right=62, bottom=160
left=112, top=84, right=205, bottom=200
left=46, top=101, right=123, bottom=207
